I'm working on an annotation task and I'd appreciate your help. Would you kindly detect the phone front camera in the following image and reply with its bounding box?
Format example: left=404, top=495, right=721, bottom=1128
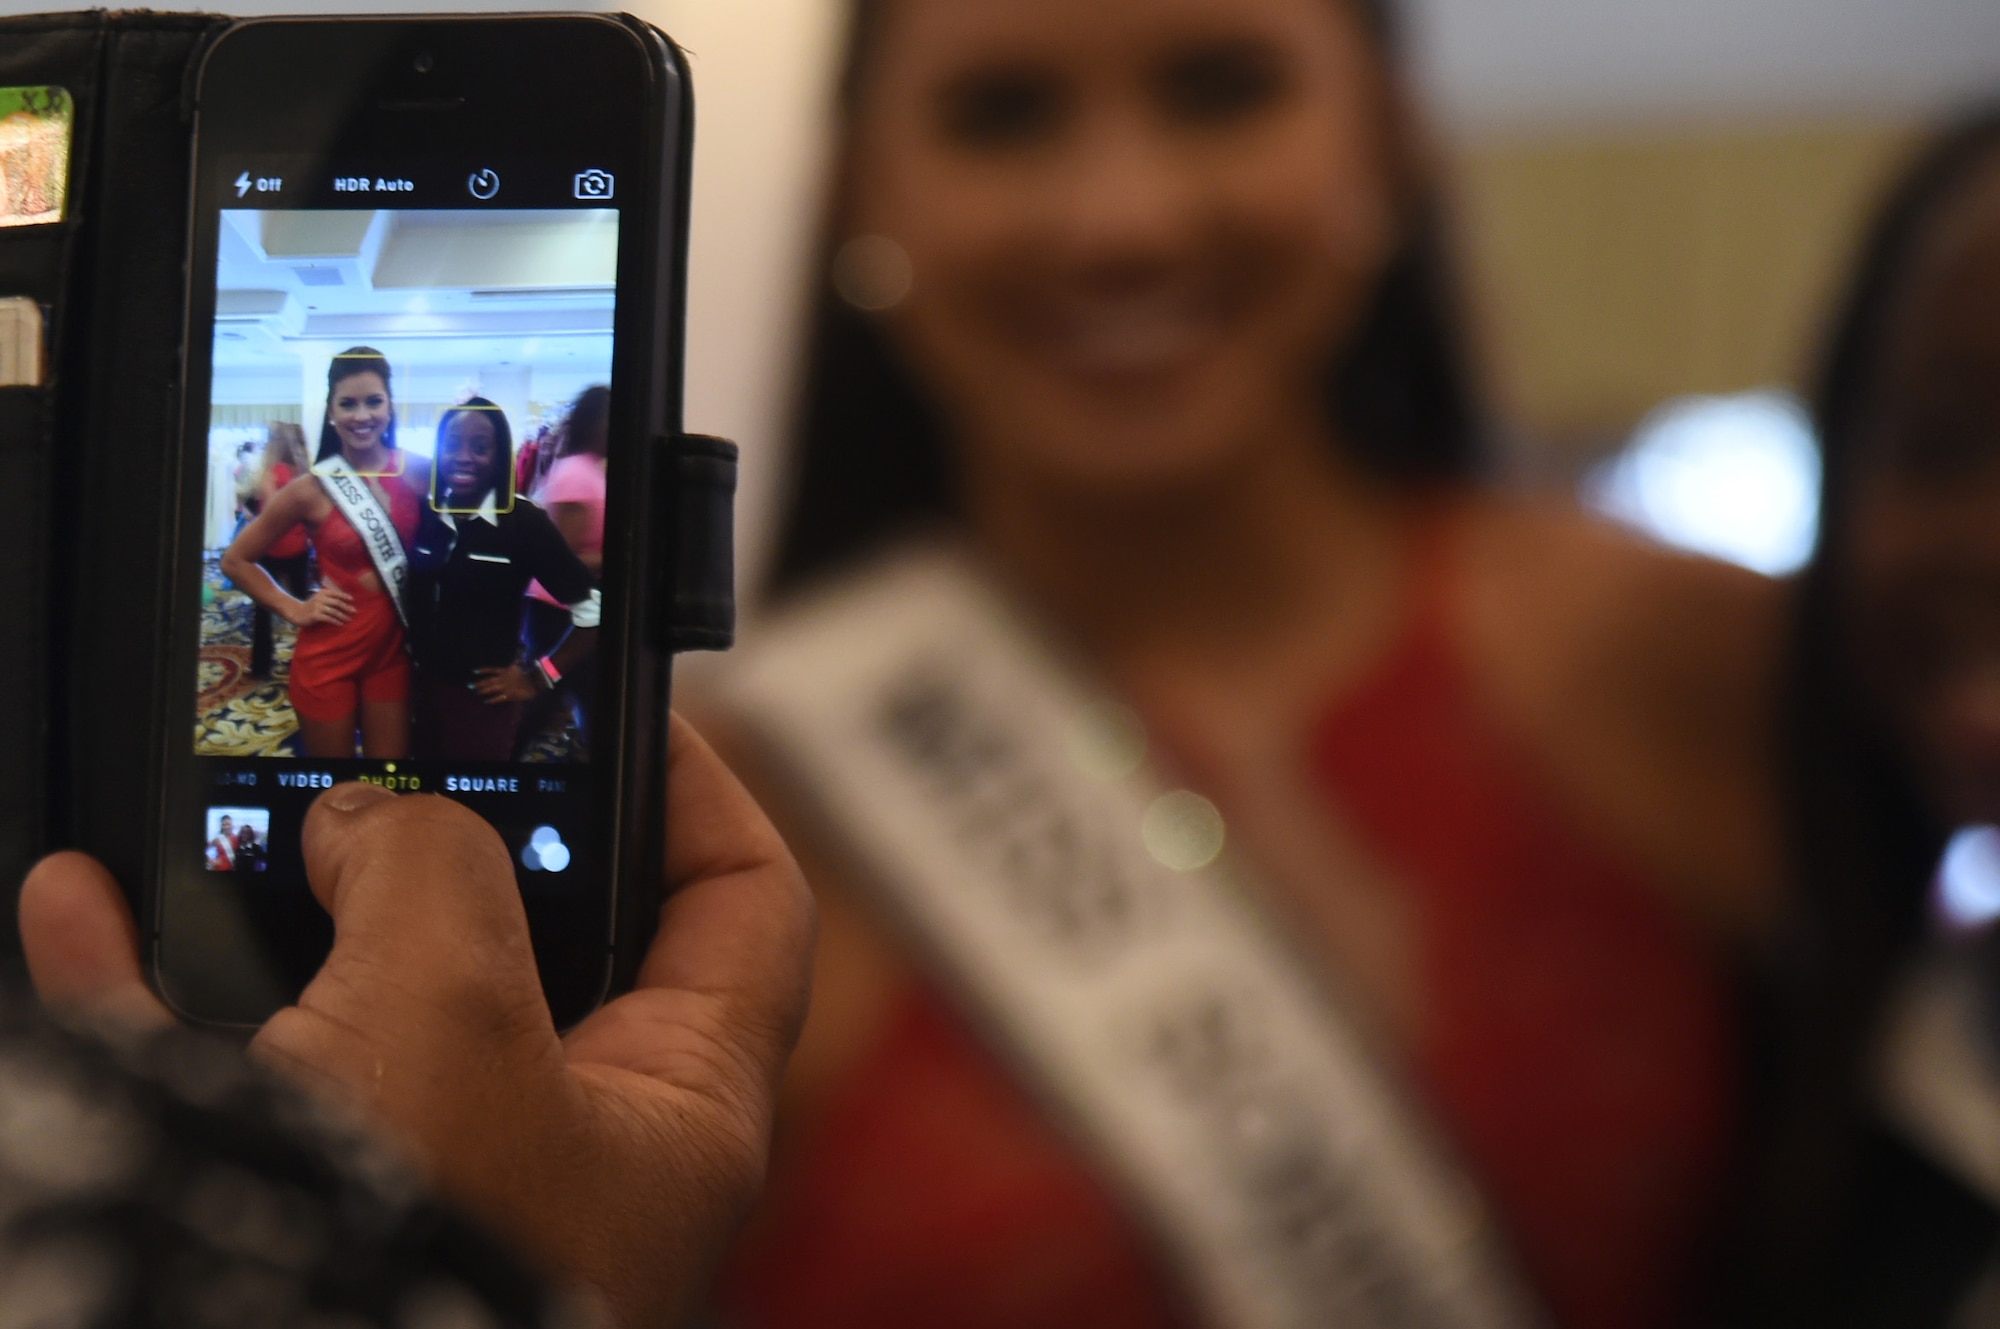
left=412, top=51, right=435, bottom=73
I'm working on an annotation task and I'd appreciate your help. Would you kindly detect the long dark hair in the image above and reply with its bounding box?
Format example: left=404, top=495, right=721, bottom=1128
left=315, top=346, right=398, bottom=464
left=766, top=0, right=1483, bottom=600
left=1732, top=108, right=2000, bottom=1320
left=434, top=397, right=516, bottom=505
left=563, top=384, right=611, bottom=460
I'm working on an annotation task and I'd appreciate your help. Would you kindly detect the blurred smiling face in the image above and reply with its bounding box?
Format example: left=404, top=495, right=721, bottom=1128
left=1846, top=156, right=2000, bottom=825
left=845, top=0, right=1397, bottom=494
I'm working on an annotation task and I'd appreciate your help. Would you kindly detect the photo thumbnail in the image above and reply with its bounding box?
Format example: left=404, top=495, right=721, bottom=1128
left=205, top=806, right=271, bottom=872
left=195, top=207, right=616, bottom=765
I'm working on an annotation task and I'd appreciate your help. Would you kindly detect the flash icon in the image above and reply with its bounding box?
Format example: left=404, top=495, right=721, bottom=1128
left=233, top=171, right=252, bottom=199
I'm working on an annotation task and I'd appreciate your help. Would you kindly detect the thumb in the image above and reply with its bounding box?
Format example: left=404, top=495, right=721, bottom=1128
left=19, top=852, right=175, bottom=1029
left=253, top=786, right=586, bottom=1291
left=252, top=783, right=561, bottom=1107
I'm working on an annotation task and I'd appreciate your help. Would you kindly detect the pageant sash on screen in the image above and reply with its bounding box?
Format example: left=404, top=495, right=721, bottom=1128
left=315, top=455, right=411, bottom=628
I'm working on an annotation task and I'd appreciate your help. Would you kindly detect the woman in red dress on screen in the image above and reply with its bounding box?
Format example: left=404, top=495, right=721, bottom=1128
left=223, top=347, right=424, bottom=759
left=706, top=0, right=1786, bottom=1326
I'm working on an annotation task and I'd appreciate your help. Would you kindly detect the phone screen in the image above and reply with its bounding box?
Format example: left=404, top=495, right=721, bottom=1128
left=160, top=134, right=658, bottom=1021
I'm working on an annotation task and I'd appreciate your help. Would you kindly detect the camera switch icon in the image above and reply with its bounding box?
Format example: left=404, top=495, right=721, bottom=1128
left=574, top=169, right=614, bottom=201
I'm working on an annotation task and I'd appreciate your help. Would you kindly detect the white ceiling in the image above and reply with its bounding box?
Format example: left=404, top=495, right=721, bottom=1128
left=205, top=206, right=616, bottom=425
left=210, top=207, right=615, bottom=372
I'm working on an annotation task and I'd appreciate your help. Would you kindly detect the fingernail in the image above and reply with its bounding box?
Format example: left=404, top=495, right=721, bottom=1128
left=319, top=782, right=390, bottom=816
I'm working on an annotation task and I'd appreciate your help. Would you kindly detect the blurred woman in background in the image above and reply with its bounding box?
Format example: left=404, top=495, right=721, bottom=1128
left=1732, top=109, right=2000, bottom=1329
left=707, top=0, right=1783, bottom=1325
left=246, top=420, right=312, bottom=679
left=520, top=384, right=610, bottom=757
left=539, top=384, right=610, bottom=578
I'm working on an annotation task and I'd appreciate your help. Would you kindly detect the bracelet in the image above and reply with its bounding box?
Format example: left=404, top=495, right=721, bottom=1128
left=534, top=656, right=562, bottom=690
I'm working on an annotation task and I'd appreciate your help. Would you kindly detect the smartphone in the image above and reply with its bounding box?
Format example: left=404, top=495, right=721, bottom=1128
left=156, top=15, right=691, bottom=1027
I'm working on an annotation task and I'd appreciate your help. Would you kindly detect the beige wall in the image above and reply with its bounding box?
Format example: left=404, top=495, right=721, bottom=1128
left=1448, top=121, right=1922, bottom=466
left=634, top=0, right=845, bottom=596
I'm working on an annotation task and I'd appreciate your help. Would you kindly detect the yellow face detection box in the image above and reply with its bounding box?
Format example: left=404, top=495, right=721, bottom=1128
left=0, top=87, right=73, bottom=228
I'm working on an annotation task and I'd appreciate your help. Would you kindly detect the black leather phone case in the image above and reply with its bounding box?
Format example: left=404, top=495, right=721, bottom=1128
left=0, top=11, right=735, bottom=970
left=0, top=11, right=232, bottom=968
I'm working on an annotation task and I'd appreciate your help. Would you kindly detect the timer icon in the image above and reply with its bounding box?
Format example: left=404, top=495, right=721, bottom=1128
left=467, top=168, right=500, bottom=200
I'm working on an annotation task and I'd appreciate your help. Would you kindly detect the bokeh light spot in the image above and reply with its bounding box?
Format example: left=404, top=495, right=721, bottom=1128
left=1142, top=791, right=1226, bottom=873
left=1938, top=826, right=2000, bottom=930
left=832, top=234, right=913, bottom=312
left=1584, top=390, right=1821, bottom=576
left=1067, top=702, right=1148, bottom=782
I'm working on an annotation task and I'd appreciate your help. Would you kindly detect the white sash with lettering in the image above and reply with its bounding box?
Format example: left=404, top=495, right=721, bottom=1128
left=723, top=544, right=1545, bottom=1329
left=315, top=456, right=411, bottom=628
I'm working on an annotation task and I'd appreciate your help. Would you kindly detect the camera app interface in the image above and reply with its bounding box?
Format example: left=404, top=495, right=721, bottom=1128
left=189, top=183, right=620, bottom=887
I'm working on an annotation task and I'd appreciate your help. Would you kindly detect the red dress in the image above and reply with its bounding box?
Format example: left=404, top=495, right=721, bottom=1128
left=287, top=474, right=421, bottom=724
left=718, top=546, right=1739, bottom=1329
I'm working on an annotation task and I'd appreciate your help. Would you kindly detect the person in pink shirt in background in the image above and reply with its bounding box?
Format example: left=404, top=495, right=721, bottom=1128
left=536, top=385, right=608, bottom=575
left=521, top=384, right=609, bottom=755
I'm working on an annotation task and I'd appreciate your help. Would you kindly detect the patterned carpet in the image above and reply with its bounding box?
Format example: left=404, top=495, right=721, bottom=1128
left=521, top=698, right=586, bottom=765
left=195, top=573, right=302, bottom=758
left=194, top=558, right=584, bottom=762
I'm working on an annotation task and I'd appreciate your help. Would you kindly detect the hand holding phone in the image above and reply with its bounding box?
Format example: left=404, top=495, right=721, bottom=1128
left=158, top=14, right=699, bottom=1027
left=22, top=715, right=813, bottom=1327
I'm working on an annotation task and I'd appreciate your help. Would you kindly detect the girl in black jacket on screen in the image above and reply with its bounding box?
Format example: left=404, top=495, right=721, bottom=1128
left=408, top=398, right=598, bottom=761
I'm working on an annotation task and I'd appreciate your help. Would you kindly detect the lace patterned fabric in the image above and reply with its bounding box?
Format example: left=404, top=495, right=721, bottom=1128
left=0, top=995, right=587, bottom=1329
